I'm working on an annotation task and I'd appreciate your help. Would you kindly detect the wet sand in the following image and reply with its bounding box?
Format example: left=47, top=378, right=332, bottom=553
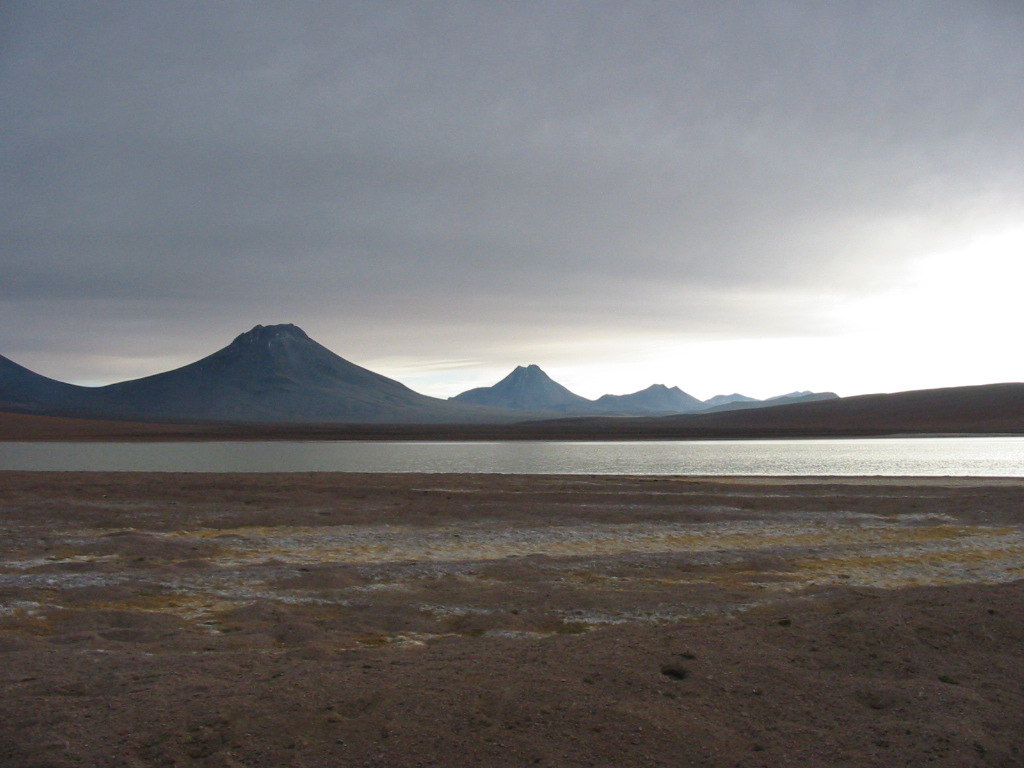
left=1, top=472, right=1022, bottom=767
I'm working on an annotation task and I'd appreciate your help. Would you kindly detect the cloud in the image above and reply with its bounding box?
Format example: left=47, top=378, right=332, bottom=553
left=2, top=1, right=1022, bottom=393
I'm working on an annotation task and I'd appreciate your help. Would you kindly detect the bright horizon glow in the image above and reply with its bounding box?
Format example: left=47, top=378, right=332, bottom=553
left=384, top=225, right=1024, bottom=401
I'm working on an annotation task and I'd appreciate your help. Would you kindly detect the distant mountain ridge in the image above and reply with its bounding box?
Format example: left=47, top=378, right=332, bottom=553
left=452, top=364, right=838, bottom=416
left=699, top=391, right=839, bottom=413
left=1, top=323, right=837, bottom=424
left=594, top=384, right=704, bottom=415
left=4, top=380, right=1023, bottom=440
left=702, top=393, right=758, bottom=409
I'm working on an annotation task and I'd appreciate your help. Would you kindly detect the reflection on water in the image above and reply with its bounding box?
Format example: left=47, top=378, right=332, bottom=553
left=0, top=437, right=1022, bottom=476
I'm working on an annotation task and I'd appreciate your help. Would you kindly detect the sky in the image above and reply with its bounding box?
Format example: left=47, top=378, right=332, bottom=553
left=2, top=1, right=1023, bottom=401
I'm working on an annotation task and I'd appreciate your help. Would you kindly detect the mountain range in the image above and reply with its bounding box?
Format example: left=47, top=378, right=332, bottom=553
left=450, top=362, right=836, bottom=415
left=0, top=325, right=514, bottom=424
left=0, top=323, right=837, bottom=424
left=3, top=324, right=1019, bottom=436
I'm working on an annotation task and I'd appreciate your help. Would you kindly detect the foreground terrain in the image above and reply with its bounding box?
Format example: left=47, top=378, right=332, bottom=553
left=1, top=473, right=1022, bottom=767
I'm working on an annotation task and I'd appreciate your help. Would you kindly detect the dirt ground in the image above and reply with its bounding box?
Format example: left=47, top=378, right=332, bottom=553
left=1, top=472, right=1022, bottom=767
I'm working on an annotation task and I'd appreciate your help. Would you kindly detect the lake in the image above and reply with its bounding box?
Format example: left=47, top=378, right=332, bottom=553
left=0, top=436, right=1022, bottom=475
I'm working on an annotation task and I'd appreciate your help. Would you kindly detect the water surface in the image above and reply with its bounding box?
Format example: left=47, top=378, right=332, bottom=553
left=1, top=436, right=1021, bottom=475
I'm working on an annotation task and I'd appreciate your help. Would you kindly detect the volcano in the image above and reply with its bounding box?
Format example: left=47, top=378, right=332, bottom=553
left=1, top=325, right=522, bottom=424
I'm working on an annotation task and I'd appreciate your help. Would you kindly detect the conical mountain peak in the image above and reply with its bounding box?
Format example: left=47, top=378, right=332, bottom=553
left=240, top=323, right=306, bottom=337
left=452, top=364, right=593, bottom=413
left=210, top=324, right=352, bottom=383
left=45, top=324, right=518, bottom=424
left=230, top=323, right=311, bottom=349
left=508, top=363, right=552, bottom=380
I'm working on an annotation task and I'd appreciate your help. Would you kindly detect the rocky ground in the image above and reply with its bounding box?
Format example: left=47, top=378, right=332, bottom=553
left=1, top=472, right=1022, bottom=767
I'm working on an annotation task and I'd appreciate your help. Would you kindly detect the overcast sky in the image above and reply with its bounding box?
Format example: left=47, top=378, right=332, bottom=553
left=2, top=1, right=1022, bottom=400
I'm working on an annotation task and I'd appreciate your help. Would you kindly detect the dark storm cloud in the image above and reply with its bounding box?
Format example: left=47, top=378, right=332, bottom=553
left=2, top=1, right=1023, bottom=382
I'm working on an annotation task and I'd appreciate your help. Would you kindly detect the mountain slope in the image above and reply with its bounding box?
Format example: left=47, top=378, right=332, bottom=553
left=670, top=383, right=1024, bottom=434
left=0, top=354, right=90, bottom=414
left=451, top=364, right=595, bottom=413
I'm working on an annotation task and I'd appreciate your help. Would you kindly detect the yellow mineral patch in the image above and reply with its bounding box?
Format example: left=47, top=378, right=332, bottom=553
left=4, top=477, right=1022, bottom=646
left=149, top=521, right=1022, bottom=569
left=794, top=532, right=1024, bottom=589
left=0, top=609, right=55, bottom=637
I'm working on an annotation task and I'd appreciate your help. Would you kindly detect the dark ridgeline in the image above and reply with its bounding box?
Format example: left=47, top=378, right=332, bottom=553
left=530, top=383, right=1024, bottom=438
left=674, top=382, right=1024, bottom=435
left=453, top=367, right=837, bottom=416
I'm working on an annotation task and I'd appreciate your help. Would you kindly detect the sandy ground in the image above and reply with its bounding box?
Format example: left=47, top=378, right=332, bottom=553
left=1, top=472, right=1022, bottom=767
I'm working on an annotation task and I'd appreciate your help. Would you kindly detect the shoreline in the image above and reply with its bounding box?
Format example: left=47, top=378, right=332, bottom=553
left=2, top=410, right=1022, bottom=442
left=3, top=469, right=1024, bottom=485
